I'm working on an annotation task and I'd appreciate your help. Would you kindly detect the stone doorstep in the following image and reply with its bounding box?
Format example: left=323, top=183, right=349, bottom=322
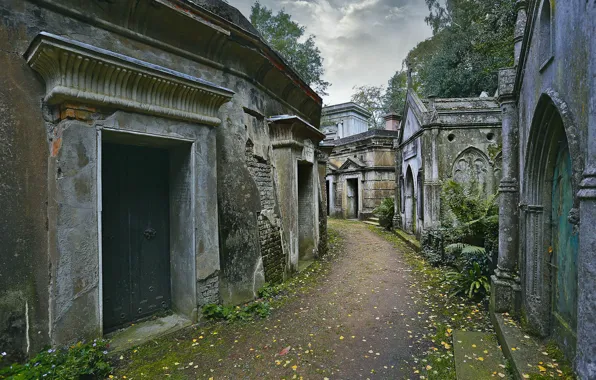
left=363, top=220, right=380, bottom=227
left=492, top=312, right=546, bottom=379
left=298, top=259, right=315, bottom=273
left=106, top=313, right=193, bottom=353
left=453, top=330, right=506, bottom=380
left=392, top=229, right=422, bottom=252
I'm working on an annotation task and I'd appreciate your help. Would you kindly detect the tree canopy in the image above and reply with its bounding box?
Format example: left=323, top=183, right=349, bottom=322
left=407, top=0, right=516, bottom=98
left=352, top=0, right=516, bottom=114
left=350, top=70, right=408, bottom=129
left=250, top=1, right=330, bottom=96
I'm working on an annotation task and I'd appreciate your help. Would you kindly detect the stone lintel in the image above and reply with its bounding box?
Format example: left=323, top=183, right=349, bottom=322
left=26, top=32, right=234, bottom=126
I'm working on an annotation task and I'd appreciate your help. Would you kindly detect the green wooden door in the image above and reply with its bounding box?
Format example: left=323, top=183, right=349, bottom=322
left=551, top=143, right=578, bottom=341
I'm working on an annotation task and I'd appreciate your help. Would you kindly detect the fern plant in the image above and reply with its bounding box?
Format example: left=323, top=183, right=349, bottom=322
left=373, top=197, right=395, bottom=230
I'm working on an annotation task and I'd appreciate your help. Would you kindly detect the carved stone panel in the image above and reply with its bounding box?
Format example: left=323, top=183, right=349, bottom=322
left=452, top=148, right=491, bottom=193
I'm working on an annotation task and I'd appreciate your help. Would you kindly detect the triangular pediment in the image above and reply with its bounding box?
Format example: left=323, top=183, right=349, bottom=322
left=338, top=157, right=366, bottom=171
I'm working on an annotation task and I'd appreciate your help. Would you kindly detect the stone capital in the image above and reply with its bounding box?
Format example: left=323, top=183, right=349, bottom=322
left=26, top=32, right=234, bottom=126
left=498, top=68, right=517, bottom=103
left=514, top=0, right=527, bottom=12
left=499, top=178, right=519, bottom=193
left=578, top=170, right=596, bottom=199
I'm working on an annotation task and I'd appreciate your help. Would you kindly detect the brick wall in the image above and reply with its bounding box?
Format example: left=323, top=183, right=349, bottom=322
left=246, top=141, right=285, bottom=283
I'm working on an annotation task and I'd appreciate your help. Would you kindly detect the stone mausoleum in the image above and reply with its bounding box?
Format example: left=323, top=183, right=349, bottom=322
left=0, top=0, right=327, bottom=362
left=394, top=91, right=502, bottom=237
left=322, top=103, right=400, bottom=219
left=491, top=1, right=596, bottom=378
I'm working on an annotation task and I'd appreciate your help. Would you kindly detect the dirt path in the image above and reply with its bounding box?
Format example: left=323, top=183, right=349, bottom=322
left=116, top=220, right=427, bottom=379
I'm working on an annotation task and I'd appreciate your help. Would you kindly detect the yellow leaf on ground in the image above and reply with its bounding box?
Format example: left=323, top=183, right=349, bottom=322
left=538, top=365, right=547, bottom=372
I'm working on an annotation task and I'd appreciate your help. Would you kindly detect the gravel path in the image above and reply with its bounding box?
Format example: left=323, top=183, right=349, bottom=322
left=116, top=220, right=428, bottom=379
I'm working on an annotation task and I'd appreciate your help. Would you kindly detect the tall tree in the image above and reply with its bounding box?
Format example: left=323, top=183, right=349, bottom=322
left=383, top=70, right=408, bottom=115
left=350, top=85, right=386, bottom=129
left=406, top=0, right=516, bottom=98
left=250, top=1, right=330, bottom=96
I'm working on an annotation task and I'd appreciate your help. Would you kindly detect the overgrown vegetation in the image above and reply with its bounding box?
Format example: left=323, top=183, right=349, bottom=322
left=419, top=178, right=498, bottom=299
left=408, top=0, right=516, bottom=97
left=373, top=197, right=394, bottom=230
left=0, top=340, right=112, bottom=380
left=202, top=301, right=272, bottom=322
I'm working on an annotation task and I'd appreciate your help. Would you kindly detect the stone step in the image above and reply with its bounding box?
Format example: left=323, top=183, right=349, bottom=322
left=453, top=330, right=507, bottom=380
left=368, top=217, right=380, bottom=222
left=393, top=229, right=421, bottom=252
left=363, top=220, right=380, bottom=226
left=492, top=312, right=551, bottom=379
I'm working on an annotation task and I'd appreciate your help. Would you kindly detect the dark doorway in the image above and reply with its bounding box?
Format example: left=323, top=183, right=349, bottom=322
left=298, top=163, right=315, bottom=261
left=326, top=179, right=330, bottom=216
left=102, top=143, right=171, bottom=332
left=346, top=178, right=359, bottom=219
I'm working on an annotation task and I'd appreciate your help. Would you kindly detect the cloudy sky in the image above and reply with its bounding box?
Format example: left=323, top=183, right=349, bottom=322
left=229, top=0, right=432, bottom=105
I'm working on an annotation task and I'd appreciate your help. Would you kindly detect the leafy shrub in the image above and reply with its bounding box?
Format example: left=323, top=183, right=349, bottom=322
left=444, top=261, right=491, bottom=299
left=441, top=179, right=498, bottom=244
left=373, top=197, right=395, bottom=230
left=201, top=301, right=271, bottom=322
left=0, top=340, right=112, bottom=379
left=257, top=282, right=283, bottom=299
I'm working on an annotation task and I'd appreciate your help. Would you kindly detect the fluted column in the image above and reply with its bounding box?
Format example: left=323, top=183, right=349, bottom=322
left=491, top=68, right=521, bottom=313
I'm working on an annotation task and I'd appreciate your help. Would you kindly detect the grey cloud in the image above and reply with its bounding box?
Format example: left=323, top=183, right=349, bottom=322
left=229, top=0, right=431, bottom=104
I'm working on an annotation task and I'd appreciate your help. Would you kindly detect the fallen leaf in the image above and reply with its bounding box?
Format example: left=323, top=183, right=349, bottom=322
left=278, top=346, right=291, bottom=356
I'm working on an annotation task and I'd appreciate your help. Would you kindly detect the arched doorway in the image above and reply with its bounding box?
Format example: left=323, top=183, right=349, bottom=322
left=404, top=166, right=416, bottom=234
left=523, top=94, right=579, bottom=359
left=551, top=139, right=578, bottom=352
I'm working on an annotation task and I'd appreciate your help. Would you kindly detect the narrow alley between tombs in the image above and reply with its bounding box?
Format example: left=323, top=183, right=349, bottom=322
left=113, top=220, right=438, bottom=379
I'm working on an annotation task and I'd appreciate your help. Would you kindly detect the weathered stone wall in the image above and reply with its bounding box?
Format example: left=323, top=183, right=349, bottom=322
left=0, top=19, right=51, bottom=363
left=327, top=131, right=399, bottom=218
left=0, top=0, right=323, bottom=358
left=504, top=1, right=593, bottom=375
left=245, top=141, right=285, bottom=284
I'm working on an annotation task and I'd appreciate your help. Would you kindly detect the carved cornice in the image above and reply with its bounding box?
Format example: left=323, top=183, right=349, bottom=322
left=26, top=32, right=235, bottom=126
left=268, top=115, right=326, bottom=148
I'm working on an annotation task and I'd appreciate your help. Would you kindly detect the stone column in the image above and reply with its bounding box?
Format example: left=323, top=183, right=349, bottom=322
left=576, top=3, right=596, bottom=377
left=393, top=143, right=403, bottom=229
left=513, top=1, right=527, bottom=67
left=491, top=68, right=521, bottom=313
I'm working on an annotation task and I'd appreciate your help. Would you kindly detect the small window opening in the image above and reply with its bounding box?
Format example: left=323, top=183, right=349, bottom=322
left=539, top=0, right=553, bottom=68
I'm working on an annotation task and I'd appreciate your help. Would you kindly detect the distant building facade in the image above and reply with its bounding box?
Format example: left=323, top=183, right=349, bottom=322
left=321, top=102, right=370, bottom=141
left=323, top=104, right=400, bottom=219
left=491, top=1, right=596, bottom=378
left=394, top=91, right=502, bottom=237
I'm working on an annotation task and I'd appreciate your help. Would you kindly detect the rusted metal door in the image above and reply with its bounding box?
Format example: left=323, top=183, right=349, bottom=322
left=102, top=143, right=171, bottom=332
left=551, top=143, right=578, bottom=335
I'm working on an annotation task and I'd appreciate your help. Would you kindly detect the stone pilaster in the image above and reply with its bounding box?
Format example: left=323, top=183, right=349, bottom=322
left=514, top=1, right=527, bottom=67
left=393, top=144, right=403, bottom=228
left=491, top=68, right=521, bottom=314
left=576, top=3, right=596, bottom=377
